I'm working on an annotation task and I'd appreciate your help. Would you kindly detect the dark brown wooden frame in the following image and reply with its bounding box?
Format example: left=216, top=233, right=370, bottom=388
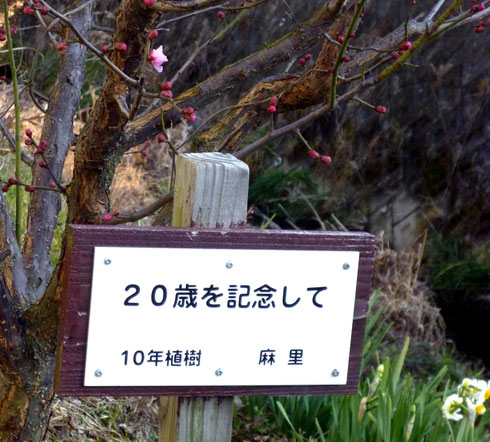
left=55, top=225, right=374, bottom=397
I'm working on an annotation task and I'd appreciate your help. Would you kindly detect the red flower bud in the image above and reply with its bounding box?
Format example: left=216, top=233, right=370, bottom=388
left=309, top=150, right=320, bottom=159
left=376, top=105, right=387, bottom=114
left=184, top=113, right=197, bottom=123
left=158, top=134, right=166, bottom=142
left=25, top=185, right=37, bottom=193
left=399, top=41, right=412, bottom=51
left=299, top=58, right=306, bottom=66
left=25, top=139, right=33, bottom=146
left=40, top=6, right=49, bottom=15
left=320, top=155, right=332, bottom=165
left=114, top=42, right=127, bottom=52
left=145, top=0, right=156, bottom=5
left=0, top=75, right=6, bottom=81
left=7, top=177, right=18, bottom=185
left=49, top=182, right=56, bottom=188
left=349, top=33, right=355, bottom=38
left=144, top=140, right=152, bottom=148
left=101, top=45, right=110, bottom=54
left=39, top=140, right=48, bottom=149
left=0, top=35, right=6, bottom=42
left=113, top=210, right=120, bottom=217
left=305, top=54, right=312, bottom=61
left=478, top=4, right=485, bottom=10
left=103, top=213, right=113, bottom=222
left=474, top=24, right=485, bottom=33
left=182, top=107, right=194, bottom=115
left=25, top=129, right=33, bottom=138
left=359, top=12, right=365, bottom=18
left=2, top=184, right=10, bottom=192
left=161, top=81, right=172, bottom=90
left=39, top=161, right=47, bottom=168
left=217, top=11, right=225, bottom=19
left=270, top=96, right=278, bottom=106
left=141, top=150, right=148, bottom=157
left=23, top=6, right=35, bottom=15
left=337, top=35, right=344, bottom=43
left=160, top=90, right=173, bottom=99
left=390, top=51, right=399, bottom=59
left=341, top=55, right=351, bottom=63
left=56, top=41, right=69, bottom=52
left=148, top=30, right=158, bottom=40
left=267, top=105, right=276, bottom=113
left=327, top=67, right=334, bottom=73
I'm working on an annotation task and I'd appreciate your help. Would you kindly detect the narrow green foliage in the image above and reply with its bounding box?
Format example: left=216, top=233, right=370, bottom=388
left=239, top=293, right=490, bottom=441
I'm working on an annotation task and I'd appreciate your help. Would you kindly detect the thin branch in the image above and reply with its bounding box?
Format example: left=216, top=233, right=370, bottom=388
left=426, top=0, right=448, bottom=24
left=0, top=119, right=35, bottom=166
left=159, top=3, right=226, bottom=27
left=103, top=191, right=175, bottom=225
left=152, top=0, right=227, bottom=13
left=39, top=1, right=139, bottom=86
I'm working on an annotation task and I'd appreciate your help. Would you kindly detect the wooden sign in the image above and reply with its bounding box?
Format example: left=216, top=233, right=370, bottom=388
left=55, top=225, right=374, bottom=397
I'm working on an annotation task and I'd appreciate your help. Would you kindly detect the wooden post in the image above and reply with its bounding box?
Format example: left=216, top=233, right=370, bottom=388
left=158, top=152, right=249, bottom=442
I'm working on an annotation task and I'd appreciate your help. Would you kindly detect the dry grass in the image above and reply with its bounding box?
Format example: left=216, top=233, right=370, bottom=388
left=47, top=397, right=159, bottom=441
left=372, top=230, right=446, bottom=345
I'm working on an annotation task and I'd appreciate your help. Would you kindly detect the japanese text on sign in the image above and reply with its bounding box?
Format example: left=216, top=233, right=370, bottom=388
left=84, top=247, right=360, bottom=387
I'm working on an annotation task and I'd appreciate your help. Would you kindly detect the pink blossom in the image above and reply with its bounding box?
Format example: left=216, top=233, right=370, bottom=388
left=148, top=46, right=168, bottom=73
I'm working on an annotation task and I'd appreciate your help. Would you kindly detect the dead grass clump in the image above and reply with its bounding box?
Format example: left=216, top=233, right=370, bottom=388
left=373, top=230, right=446, bottom=345
left=47, top=396, right=158, bottom=441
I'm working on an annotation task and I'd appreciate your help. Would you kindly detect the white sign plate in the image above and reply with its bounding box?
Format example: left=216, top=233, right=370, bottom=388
left=84, top=247, right=359, bottom=387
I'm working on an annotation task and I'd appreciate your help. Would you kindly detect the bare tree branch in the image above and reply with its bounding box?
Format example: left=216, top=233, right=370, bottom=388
left=125, top=0, right=350, bottom=147
left=22, top=0, right=94, bottom=302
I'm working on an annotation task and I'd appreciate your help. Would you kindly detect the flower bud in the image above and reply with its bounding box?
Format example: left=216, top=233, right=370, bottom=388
left=320, top=155, right=332, bottom=165
left=160, top=90, right=173, bottom=99
left=56, top=41, right=69, bottom=52
left=160, top=81, right=172, bottom=90
left=337, top=35, right=344, bottom=43
left=399, top=41, right=412, bottom=51
left=309, top=150, right=320, bottom=159
left=341, top=55, right=351, bottom=62
left=270, top=96, right=278, bottom=106
left=7, top=177, right=18, bottom=185
left=299, top=58, right=306, bottom=66
left=305, top=54, right=312, bottom=61
left=144, top=140, right=152, bottom=148
left=376, top=105, right=387, bottom=114
left=39, top=140, right=48, bottom=149
left=217, top=11, right=225, bottom=19
left=267, top=105, right=276, bottom=113
left=103, top=213, right=113, bottom=222
left=39, top=161, right=47, bottom=168
left=158, top=134, right=166, bottom=142
left=49, top=182, right=56, bottom=188
left=23, top=6, right=35, bottom=14
left=141, top=150, right=148, bottom=157
left=101, top=45, right=110, bottom=54
left=114, top=42, right=127, bottom=52
left=25, top=139, right=33, bottom=146
left=26, top=129, right=33, bottom=138
left=148, top=30, right=158, bottom=40
left=40, top=6, right=49, bottom=15
left=2, top=184, right=10, bottom=192
left=25, top=185, right=37, bottom=193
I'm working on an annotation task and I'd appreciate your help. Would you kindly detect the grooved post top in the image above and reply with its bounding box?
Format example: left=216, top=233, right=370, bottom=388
left=172, top=153, right=250, bottom=229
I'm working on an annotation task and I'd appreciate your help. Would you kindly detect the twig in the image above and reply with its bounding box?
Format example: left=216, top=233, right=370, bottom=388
left=2, top=0, right=22, bottom=245
left=0, top=119, right=35, bottom=166
left=103, top=191, right=175, bottom=225
left=39, top=0, right=139, bottom=86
